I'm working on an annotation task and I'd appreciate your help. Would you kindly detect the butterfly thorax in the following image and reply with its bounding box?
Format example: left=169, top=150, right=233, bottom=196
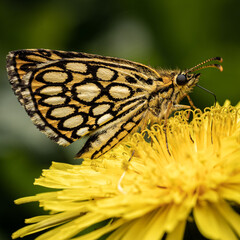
left=146, top=69, right=200, bottom=122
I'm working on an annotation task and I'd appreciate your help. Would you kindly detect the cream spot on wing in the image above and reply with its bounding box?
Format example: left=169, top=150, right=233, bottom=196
left=109, top=85, right=131, bottom=99
left=9, top=76, right=18, bottom=83
left=44, top=126, right=58, bottom=138
left=40, top=86, right=63, bottom=95
left=96, top=67, right=115, bottom=80
left=31, top=113, right=45, bottom=126
left=43, top=71, right=68, bottom=83
left=25, top=101, right=35, bottom=111
left=92, top=104, right=111, bottom=116
left=97, top=113, right=113, bottom=125
left=76, top=83, right=101, bottom=102
left=21, top=88, right=31, bottom=98
left=66, top=62, right=87, bottom=73
left=43, top=96, right=66, bottom=105
left=57, top=137, right=70, bottom=146
left=63, top=115, right=84, bottom=128
left=8, top=65, right=15, bottom=71
left=22, top=72, right=32, bottom=83
left=50, top=106, right=75, bottom=118
left=76, top=127, right=89, bottom=136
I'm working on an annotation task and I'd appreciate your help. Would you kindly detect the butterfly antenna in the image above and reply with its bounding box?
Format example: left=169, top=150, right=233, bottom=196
left=186, top=57, right=223, bottom=73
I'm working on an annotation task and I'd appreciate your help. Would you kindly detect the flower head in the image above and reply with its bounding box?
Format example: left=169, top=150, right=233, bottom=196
left=13, top=101, right=240, bottom=240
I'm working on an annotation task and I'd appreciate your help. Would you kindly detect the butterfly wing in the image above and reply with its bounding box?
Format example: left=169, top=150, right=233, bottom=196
left=7, top=49, right=162, bottom=158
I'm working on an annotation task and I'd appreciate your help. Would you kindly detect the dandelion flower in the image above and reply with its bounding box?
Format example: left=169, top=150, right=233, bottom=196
left=13, top=101, right=240, bottom=240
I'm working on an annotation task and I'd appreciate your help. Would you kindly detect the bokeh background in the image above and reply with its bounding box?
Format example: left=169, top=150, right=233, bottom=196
left=0, top=0, right=239, bottom=239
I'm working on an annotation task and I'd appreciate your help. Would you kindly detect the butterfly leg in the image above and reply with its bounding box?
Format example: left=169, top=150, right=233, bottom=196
left=177, top=93, right=198, bottom=117
left=163, top=102, right=192, bottom=154
left=185, top=95, right=198, bottom=119
left=163, top=101, right=174, bottom=155
left=178, top=94, right=197, bottom=120
left=186, top=94, right=197, bottom=109
left=180, top=93, right=197, bottom=110
left=171, top=104, right=191, bottom=111
left=172, top=102, right=192, bottom=120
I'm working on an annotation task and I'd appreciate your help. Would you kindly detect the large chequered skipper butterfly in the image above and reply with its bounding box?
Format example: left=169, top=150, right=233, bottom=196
left=6, top=49, right=223, bottom=159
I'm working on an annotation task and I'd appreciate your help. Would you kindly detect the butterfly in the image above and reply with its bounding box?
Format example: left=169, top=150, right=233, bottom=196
left=6, top=49, right=223, bottom=159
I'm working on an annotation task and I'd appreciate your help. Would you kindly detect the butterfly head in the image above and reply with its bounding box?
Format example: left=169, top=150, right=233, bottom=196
left=174, top=56, right=223, bottom=89
left=174, top=72, right=201, bottom=89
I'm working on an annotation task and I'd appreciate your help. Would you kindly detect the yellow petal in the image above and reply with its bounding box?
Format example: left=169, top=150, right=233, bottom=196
left=219, top=186, right=240, bottom=203
left=215, top=200, right=240, bottom=237
left=194, top=202, right=238, bottom=240
left=64, top=219, right=126, bottom=240
left=165, top=220, right=186, bottom=240
left=107, top=221, right=135, bottom=240
left=140, top=208, right=167, bottom=240
left=35, top=212, right=106, bottom=240
left=121, top=211, right=158, bottom=240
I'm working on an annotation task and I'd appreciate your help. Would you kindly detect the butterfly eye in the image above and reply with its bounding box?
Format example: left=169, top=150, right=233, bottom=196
left=176, top=74, right=188, bottom=86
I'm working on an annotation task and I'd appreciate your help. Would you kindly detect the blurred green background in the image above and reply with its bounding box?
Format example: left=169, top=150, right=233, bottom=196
left=0, top=0, right=239, bottom=239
